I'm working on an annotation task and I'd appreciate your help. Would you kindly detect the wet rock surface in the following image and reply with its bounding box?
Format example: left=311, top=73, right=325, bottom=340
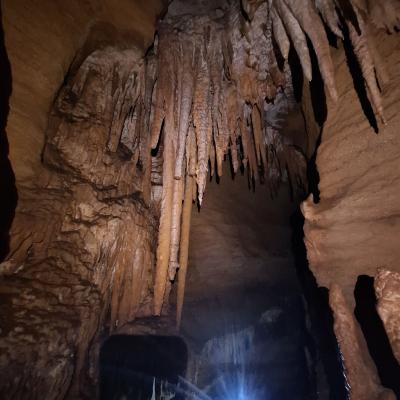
left=0, top=46, right=159, bottom=398
left=375, top=268, right=400, bottom=364
left=1, top=0, right=400, bottom=398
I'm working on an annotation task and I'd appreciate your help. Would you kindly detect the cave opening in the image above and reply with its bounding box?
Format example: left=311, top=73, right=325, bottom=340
left=172, top=159, right=346, bottom=400
left=100, top=335, right=188, bottom=400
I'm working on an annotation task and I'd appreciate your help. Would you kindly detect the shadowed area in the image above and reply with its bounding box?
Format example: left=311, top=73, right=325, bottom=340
left=354, top=275, right=400, bottom=397
left=178, top=164, right=318, bottom=399
left=100, top=335, right=188, bottom=400
left=0, top=4, right=17, bottom=262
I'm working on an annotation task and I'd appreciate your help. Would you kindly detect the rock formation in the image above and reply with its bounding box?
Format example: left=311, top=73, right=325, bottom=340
left=1, top=0, right=400, bottom=398
left=148, top=0, right=400, bottom=319
left=374, top=268, right=400, bottom=364
left=329, top=284, right=396, bottom=400
left=302, top=23, right=400, bottom=307
left=0, top=46, right=160, bottom=398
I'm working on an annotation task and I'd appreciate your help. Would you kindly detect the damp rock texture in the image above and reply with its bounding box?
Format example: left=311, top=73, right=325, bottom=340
left=1, top=0, right=400, bottom=398
left=2, top=0, right=164, bottom=183
left=374, top=268, right=400, bottom=363
left=0, top=47, right=159, bottom=399
left=329, top=284, right=396, bottom=400
left=302, top=12, right=400, bottom=306
left=148, top=0, right=400, bottom=319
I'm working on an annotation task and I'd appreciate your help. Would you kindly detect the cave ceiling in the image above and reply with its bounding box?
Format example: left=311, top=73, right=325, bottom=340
left=44, top=0, right=400, bottom=319
left=146, top=0, right=399, bottom=316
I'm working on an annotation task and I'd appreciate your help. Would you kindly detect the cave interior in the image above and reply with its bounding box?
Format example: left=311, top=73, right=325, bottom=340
left=0, top=0, right=400, bottom=399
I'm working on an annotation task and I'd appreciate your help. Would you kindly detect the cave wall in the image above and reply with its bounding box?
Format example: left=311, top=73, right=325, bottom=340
left=0, top=2, right=165, bottom=398
left=1, top=0, right=399, bottom=398
left=2, top=0, right=164, bottom=184
left=302, top=26, right=400, bottom=399
left=0, top=45, right=161, bottom=399
left=302, top=28, right=400, bottom=307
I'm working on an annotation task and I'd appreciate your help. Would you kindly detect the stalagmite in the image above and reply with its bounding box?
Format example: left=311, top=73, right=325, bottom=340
left=176, top=174, right=194, bottom=329
left=329, top=284, right=396, bottom=400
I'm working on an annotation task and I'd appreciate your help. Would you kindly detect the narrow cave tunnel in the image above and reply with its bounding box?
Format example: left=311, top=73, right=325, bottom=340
left=1, top=0, right=400, bottom=399
left=177, top=165, right=318, bottom=399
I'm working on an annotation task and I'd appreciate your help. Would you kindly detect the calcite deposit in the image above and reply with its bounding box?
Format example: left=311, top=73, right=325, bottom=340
left=0, top=45, right=159, bottom=398
left=329, top=284, right=396, bottom=400
left=1, top=0, right=400, bottom=398
left=375, top=268, right=400, bottom=364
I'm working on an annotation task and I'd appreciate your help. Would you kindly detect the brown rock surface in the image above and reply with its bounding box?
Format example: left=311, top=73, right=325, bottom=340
left=2, top=0, right=165, bottom=184
left=0, top=45, right=159, bottom=398
left=375, top=268, right=400, bottom=363
left=1, top=0, right=400, bottom=397
left=329, top=284, right=395, bottom=400
left=302, top=27, right=400, bottom=306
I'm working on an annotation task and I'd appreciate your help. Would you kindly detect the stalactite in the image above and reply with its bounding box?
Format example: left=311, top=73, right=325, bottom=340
left=153, top=116, right=176, bottom=316
left=315, top=0, right=343, bottom=39
left=193, top=52, right=211, bottom=205
left=147, top=0, right=396, bottom=315
left=285, top=0, right=338, bottom=101
left=141, top=50, right=157, bottom=204
left=187, top=123, right=197, bottom=177
left=274, top=1, right=312, bottom=82
left=347, top=5, right=386, bottom=123
left=271, top=8, right=290, bottom=60
left=168, top=171, right=185, bottom=282
left=365, top=27, right=389, bottom=89
left=265, top=10, right=285, bottom=90
left=152, top=29, right=182, bottom=315
left=251, top=104, right=264, bottom=167
left=176, top=174, right=194, bottom=329
left=149, top=34, right=166, bottom=150
left=174, top=38, right=196, bottom=179
left=365, top=0, right=400, bottom=33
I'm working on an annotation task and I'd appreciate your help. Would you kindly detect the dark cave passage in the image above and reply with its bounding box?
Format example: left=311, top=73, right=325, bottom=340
left=100, top=335, right=188, bottom=400
left=172, top=162, right=342, bottom=400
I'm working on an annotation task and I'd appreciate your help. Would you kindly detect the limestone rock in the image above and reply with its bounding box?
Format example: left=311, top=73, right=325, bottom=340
left=3, top=0, right=165, bottom=184
left=302, top=27, right=400, bottom=307
left=374, top=268, right=400, bottom=363
left=0, top=45, right=159, bottom=398
left=329, top=284, right=395, bottom=400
